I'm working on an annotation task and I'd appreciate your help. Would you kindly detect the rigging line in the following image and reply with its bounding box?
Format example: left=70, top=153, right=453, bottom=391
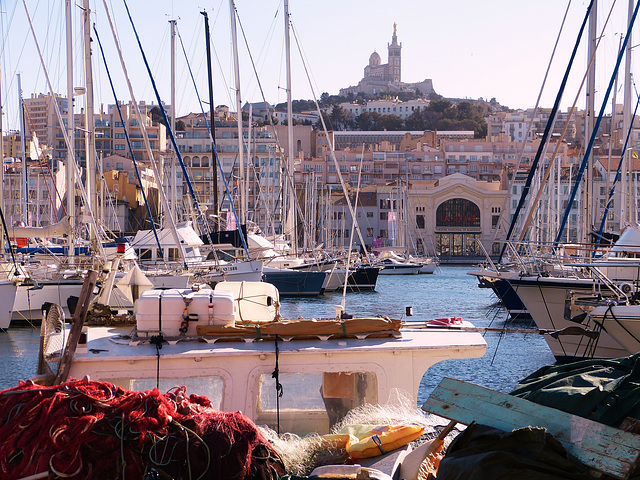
left=101, top=0, right=189, bottom=268
left=557, top=0, right=640, bottom=245
left=515, top=0, right=612, bottom=247
left=596, top=91, right=640, bottom=245
left=502, top=0, right=595, bottom=262
left=175, top=24, right=251, bottom=258
left=233, top=9, right=314, bottom=247
left=21, top=0, right=106, bottom=260
left=241, top=2, right=280, bottom=101
left=289, top=21, right=371, bottom=261
left=121, top=2, right=217, bottom=252
left=93, top=24, right=164, bottom=259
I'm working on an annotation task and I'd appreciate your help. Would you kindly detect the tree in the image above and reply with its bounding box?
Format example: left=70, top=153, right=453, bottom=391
left=354, top=111, right=374, bottom=130
left=330, top=105, right=351, bottom=131
left=377, top=114, right=404, bottom=131
left=150, top=106, right=167, bottom=126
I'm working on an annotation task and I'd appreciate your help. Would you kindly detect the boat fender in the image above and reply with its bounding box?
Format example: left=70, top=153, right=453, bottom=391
left=345, top=425, right=424, bottom=459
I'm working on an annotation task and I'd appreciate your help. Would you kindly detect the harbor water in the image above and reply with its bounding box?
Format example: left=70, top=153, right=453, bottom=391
left=0, top=265, right=556, bottom=404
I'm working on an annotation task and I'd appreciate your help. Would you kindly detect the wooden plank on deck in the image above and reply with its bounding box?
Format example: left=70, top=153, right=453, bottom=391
left=422, top=377, right=640, bottom=479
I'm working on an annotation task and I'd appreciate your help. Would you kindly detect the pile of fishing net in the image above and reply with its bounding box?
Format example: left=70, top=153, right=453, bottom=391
left=262, top=390, right=450, bottom=477
left=0, top=378, right=285, bottom=480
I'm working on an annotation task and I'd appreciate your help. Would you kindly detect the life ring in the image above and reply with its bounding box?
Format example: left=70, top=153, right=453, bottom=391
left=345, top=425, right=424, bottom=459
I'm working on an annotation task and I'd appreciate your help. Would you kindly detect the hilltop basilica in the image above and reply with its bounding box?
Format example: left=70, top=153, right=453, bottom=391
left=339, top=24, right=436, bottom=97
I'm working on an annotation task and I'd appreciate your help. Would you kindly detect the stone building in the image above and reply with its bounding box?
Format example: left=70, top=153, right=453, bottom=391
left=339, top=25, right=435, bottom=96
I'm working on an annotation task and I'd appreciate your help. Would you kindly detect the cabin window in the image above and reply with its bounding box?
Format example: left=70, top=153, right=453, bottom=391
left=120, top=377, right=224, bottom=410
left=136, top=248, right=152, bottom=260
left=168, top=248, right=179, bottom=260
left=256, top=371, right=378, bottom=432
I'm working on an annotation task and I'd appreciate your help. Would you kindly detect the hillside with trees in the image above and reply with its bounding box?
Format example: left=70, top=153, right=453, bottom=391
left=309, top=95, right=487, bottom=138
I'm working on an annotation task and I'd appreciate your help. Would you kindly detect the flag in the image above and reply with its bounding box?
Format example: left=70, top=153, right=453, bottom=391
left=633, top=151, right=638, bottom=159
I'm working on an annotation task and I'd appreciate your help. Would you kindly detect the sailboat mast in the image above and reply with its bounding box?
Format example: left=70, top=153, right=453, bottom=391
left=284, top=0, right=297, bottom=253
left=230, top=0, right=245, bottom=225
left=623, top=0, right=634, bottom=226
left=170, top=19, right=177, bottom=223
left=18, top=74, right=27, bottom=224
left=201, top=11, right=219, bottom=228
left=583, top=0, right=597, bottom=243
left=66, top=0, right=75, bottom=259
left=82, top=0, right=97, bottom=245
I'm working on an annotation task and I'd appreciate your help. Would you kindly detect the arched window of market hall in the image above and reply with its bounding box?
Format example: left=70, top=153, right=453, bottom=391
left=436, top=198, right=480, bottom=227
left=435, top=198, right=482, bottom=257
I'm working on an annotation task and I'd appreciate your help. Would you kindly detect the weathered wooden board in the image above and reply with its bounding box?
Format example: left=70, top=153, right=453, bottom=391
left=422, top=377, right=640, bottom=479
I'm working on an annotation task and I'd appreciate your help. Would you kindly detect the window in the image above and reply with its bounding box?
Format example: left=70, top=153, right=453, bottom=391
left=115, top=145, right=125, bottom=151
left=416, top=214, right=425, bottom=229
left=366, top=228, right=374, bottom=237
left=366, top=212, right=373, bottom=218
left=380, top=212, right=388, bottom=220
left=436, top=198, right=480, bottom=227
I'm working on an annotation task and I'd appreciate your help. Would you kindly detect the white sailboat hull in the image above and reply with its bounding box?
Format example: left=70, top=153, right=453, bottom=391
left=590, top=304, right=640, bottom=355
left=0, top=280, right=17, bottom=328
left=510, top=276, right=628, bottom=360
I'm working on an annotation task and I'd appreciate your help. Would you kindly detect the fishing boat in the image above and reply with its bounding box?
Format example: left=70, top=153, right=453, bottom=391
left=42, top=279, right=487, bottom=436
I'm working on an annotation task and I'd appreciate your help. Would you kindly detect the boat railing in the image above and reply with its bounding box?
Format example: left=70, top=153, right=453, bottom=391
left=587, top=265, right=629, bottom=302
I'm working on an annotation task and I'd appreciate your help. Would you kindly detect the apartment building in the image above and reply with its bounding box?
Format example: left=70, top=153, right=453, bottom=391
left=175, top=112, right=285, bottom=233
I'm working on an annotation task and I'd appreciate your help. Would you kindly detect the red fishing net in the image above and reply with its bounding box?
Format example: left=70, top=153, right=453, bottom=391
left=0, top=379, right=285, bottom=480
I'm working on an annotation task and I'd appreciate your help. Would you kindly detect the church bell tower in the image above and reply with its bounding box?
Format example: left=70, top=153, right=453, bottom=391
left=387, top=23, right=402, bottom=83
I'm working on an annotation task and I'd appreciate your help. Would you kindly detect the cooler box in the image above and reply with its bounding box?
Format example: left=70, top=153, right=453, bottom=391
left=214, top=281, right=280, bottom=323
left=135, top=288, right=236, bottom=336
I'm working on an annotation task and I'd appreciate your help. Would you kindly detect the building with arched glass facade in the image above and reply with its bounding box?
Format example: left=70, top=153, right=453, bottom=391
left=408, top=174, right=507, bottom=259
left=329, top=174, right=507, bottom=260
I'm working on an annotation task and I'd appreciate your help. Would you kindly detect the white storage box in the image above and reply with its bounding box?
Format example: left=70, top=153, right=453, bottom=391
left=214, top=281, right=280, bottom=323
left=135, top=288, right=236, bottom=336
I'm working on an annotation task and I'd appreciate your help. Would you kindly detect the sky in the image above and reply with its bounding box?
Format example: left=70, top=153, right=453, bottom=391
left=0, top=0, right=636, bottom=131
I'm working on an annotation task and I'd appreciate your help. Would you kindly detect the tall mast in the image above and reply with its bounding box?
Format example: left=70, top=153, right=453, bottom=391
left=18, top=74, right=27, bottom=224
left=623, top=0, right=634, bottom=226
left=66, top=0, right=75, bottom=260
left=230, top=0, right=245, bottom=225
left=583, top=0, right=596, bottom=242
left=284, top=0, right=296, bottom=252
left=201, top=11, right=219, bottom=228
left=82, top=0, right=97, bottom=245
left=170, top=19, right=177, bottom=222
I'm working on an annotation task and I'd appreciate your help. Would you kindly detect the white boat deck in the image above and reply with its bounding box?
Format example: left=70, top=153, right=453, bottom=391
left=67, top=321, right=486, bottom=434
left=74, top=321, right=486, bottom=361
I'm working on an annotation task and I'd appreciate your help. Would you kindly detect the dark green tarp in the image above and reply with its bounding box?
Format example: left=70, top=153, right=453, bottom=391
left=510, top=353, right=640, bottom=428
left=435, top=423, right=594, bottom=480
